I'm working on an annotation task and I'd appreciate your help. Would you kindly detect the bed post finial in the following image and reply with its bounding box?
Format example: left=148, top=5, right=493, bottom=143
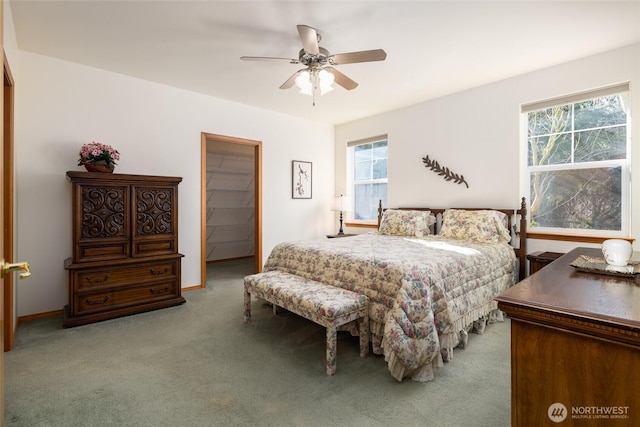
left=377, top=199, right=383, bottom=229
left=518, top=197, right=527, bottom=281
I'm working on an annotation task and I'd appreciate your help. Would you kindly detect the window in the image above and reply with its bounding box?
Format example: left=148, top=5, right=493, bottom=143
left=522, top=84, right=630, bottom=235
left=347, top=135, right=388, bottom=221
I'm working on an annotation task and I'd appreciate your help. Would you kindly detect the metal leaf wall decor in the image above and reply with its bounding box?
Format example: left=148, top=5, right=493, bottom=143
left=421, top=155, right=469, bottom=188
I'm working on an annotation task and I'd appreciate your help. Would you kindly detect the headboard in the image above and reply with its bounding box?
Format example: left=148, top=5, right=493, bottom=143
left=377, top=197, right=528, bottom=281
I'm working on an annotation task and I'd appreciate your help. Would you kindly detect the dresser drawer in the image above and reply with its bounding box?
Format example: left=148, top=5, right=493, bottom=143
left=75, top=259, right=178, bottom=291
left=76, top=240, right=129, bottom=263
left=132, top=237, right=177, bottom=257
left=75, top=281, right=178, bottom=314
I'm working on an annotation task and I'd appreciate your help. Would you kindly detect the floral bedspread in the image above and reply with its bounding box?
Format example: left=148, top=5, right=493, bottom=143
left=262, top=233, right=516, bottom=382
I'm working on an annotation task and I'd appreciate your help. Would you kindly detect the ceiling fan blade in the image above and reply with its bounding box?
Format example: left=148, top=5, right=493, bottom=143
left=325, top=67, right=358, bottom=90
left=297, top=25, right=320, bottom=55
left=241, top=56, right=299, bottom=64
left=329, top=49, right=387, bottom=65
left=279, top=70, right=304, bottom=89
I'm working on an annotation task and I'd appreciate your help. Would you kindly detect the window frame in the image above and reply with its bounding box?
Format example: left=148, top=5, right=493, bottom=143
left=346, top=135, right=388, bottom=224
left=521, top=84, right=631, bottom=238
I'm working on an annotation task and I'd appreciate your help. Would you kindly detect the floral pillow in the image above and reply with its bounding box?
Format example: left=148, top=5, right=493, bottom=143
left=439, top=209, right=511, bottom=244
left=476, top=210, right=508, bottom=229
left=378, top=209, right=435, bottom=238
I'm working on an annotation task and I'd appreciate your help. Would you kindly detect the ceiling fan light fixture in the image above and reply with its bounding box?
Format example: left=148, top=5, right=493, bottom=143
left=318, top=69, right=335, bottom=95
left=295, top=68, right=334, bottom=97
left=295, top=70, right=312, bottom=95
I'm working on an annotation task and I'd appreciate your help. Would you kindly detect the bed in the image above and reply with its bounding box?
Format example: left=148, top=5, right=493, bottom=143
left=262, top=198, right=527, bottom=381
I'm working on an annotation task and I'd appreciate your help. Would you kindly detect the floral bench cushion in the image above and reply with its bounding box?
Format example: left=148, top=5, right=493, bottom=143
left=244, top=271, right=368, bottom=324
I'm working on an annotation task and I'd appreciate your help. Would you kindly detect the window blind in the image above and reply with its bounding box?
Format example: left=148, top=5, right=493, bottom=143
left=521, top=82, right=630, bottom=113
left=347, top=134, right=388, bottom=147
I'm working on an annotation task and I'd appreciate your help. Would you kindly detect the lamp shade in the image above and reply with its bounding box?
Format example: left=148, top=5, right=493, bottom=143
left=295, top=70, right=312, bottom=95
left=295, top=68, right=334, bottom=97
left=331, top=195, right=352, bottom=212
left=318, top=69, right=335, bottom=95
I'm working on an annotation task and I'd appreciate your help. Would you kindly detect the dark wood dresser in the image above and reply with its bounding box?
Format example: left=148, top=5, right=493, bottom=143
left=496, top=247, right=640, bottom=426
left=63, top=172, right=186, bottom=327
left=526, top=250, right=564, bottom=274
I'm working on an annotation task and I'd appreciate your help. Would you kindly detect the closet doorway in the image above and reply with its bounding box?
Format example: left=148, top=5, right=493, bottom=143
left=200, top=133, right=262, bottom=287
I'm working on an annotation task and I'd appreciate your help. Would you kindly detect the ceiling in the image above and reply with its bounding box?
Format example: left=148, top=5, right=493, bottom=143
left=9, top=1, right=640, bottom=125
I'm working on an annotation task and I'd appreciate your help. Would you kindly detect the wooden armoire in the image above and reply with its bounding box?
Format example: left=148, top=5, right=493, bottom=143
left=63, top=171, right=185, bottom=328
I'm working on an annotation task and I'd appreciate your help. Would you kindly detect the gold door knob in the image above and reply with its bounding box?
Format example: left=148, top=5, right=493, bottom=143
left=0, top=258, right=31, bottom=279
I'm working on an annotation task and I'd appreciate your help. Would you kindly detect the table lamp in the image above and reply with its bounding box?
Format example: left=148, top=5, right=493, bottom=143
left=330, top=194, right=352, bottom=235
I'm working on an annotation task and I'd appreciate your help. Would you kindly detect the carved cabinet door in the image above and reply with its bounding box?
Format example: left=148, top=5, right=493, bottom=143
left=74, top=182, right=131, bottom=263
left=131, top=183, right=178, bottom=257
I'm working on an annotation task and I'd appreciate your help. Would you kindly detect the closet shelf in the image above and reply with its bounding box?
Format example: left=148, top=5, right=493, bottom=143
left=206, top=207, right=255, bottom=210
left=207, top=169, right=253, bottom=176
left=207, top=236, right=253, bottom=244
left=207, top=223, right=254, bottom=229
left=206, top=188, right=251, bottom=193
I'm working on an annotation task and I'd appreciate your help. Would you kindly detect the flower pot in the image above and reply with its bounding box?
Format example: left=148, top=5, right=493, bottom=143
left=83, top=162, right=114, bottom=173
left=602, top=239, right=632, bottom=266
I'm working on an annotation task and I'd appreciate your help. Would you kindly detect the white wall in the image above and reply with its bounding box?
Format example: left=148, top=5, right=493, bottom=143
left=3, top=1, right=17, bottom=71
left=14, top=52, right=334, bottom=316
left=336, top=43, right=640, bottom=255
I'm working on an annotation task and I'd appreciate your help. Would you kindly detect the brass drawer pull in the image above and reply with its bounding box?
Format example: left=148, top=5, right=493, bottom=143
left=150, top=267, right=169, bottom=275
left=84, top=274, right=110, bottom=285
left=85, top=296, right=109, bottom=305
left=150, top=286, right=169, bottom=295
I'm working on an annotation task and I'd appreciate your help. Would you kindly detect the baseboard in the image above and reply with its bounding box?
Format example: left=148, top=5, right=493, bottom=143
left=18, top=309, right=63, bottom=323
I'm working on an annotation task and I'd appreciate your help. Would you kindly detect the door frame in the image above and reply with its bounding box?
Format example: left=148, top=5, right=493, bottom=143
left=3, top=52, right=14, bottom=351
left=200, top=132, right=262, bottom=287
left=1, top=0, right=6, bottom=418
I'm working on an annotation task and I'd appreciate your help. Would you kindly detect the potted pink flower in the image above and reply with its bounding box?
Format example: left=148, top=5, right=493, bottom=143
left=78, top=141, right=120, bottom=173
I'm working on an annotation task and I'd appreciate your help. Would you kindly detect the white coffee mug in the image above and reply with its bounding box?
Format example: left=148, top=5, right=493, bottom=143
left=602, top=239, right=633, bottom=266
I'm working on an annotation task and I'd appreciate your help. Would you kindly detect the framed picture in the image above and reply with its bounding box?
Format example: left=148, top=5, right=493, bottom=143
left=292, top=160, right=312, bottom=199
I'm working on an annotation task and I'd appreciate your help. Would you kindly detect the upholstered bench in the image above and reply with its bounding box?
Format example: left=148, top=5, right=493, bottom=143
left=244, top=271, right=370, bottom=375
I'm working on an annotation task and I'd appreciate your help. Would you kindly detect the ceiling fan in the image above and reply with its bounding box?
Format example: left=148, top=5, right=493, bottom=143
left=241, top=25, right=386, bottom=104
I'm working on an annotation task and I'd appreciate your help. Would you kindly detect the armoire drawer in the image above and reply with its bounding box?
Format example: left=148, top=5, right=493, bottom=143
left=75, top=281, right=178, bottom=314
left=74, top=260, right=179, bottom=291
left=132, top=237, right=177, bottom=257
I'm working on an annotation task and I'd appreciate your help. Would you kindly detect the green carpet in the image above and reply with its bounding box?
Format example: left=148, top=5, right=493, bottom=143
left=5, top=258, right=511, bottom=426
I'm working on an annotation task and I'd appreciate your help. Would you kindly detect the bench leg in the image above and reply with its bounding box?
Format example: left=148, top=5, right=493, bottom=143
left=326, top=325, right=337, bottom=375
left=243, top=288, right=251, bottom=324
left=359, top=314, right=370, bottom=358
